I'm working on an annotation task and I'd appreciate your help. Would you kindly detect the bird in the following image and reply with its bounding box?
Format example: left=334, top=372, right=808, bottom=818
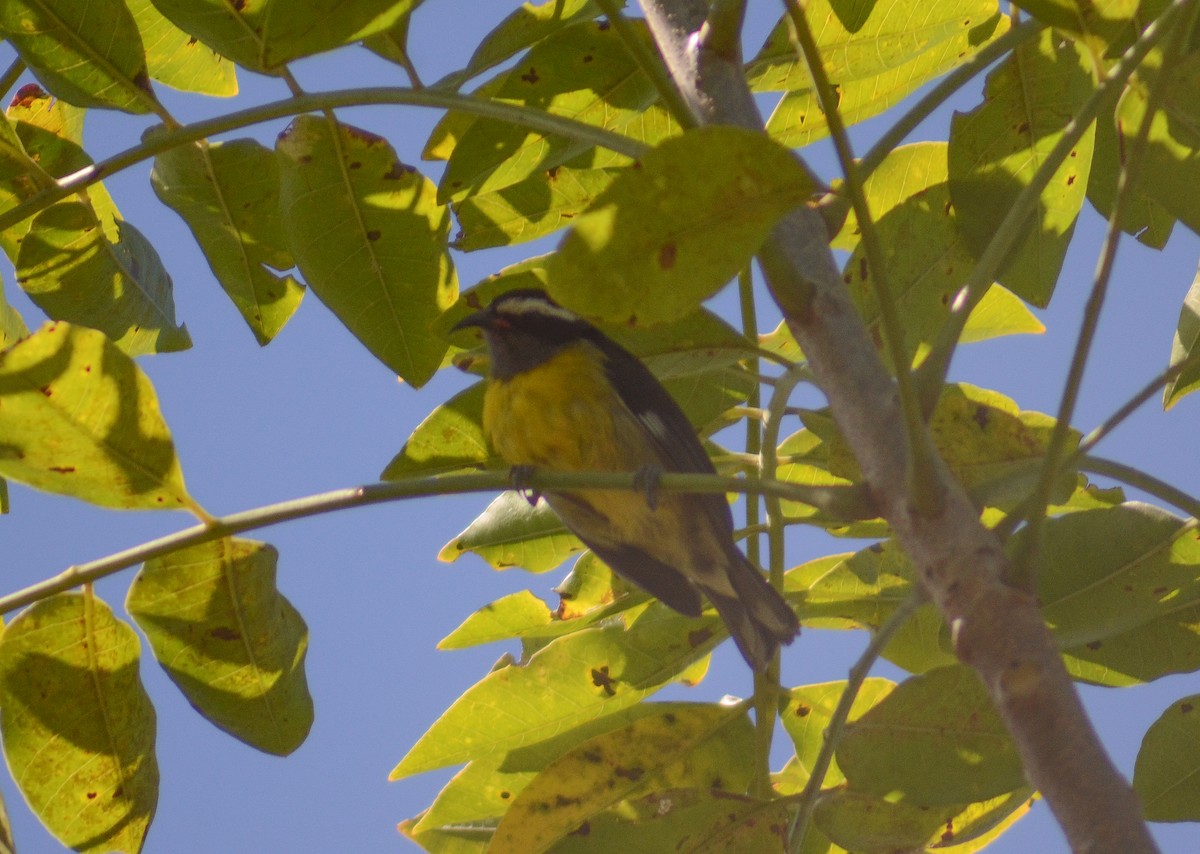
left=452, top=288, right=799, bottom=671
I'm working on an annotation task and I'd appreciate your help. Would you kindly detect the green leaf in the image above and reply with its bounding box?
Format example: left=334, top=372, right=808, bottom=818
left=400, top=820, right=491, bottom=853
left=148, top=0, right=413, bottom=72
left=0, top=0, right=158, bottom=114
left=838, top=664, right=1025, bottom=806
left=0, top=322, right=193, bottom=510
left=438, top=562, right=644, bottom=650
left=928, top=383, right=1076, bottom=510
left=949, top=29, right=1096, bottom=306
left=277, top=115, right=456, bottom=387
left=17, top=203, right=191, bottom=355
left=439, top=591, right=558, bottom=650
left=1165, top=263, right=1200, bottom=408
left=1134, top=694, right=1200, bottom=820
left=438, top=20, right=658, bottom=205
left=1029, top=502, right=1200, bottom=686
left=841, top=143, right=1000, bottom=369
left=549, top=788, right=794, bottom=853
left=0, top=284, right=27, bottom=348
left=0, top=787, right=13, bottom=854
left=1013, top=0, right=1141, bottom=57
left=786, top=546, right=955, bottom=673
left=127, top=537, right=313, bottom=756
left=490, top=702, right=753, bottom=853
left=453, top=164, right=623, bottom=251
left=381, top=382, right=492, bottom=478
left=958, top=283, right=1045, bottom=344
left=0, top=86, right=123, bottom=261
left=1115, top=49, right=1200, bottom=236
left=390, top=604, right=722, bottom=778
left=152, top=138, right=303, bottom=345
left=0, top=593, right=157, bottom=854
left=127, top=0, right=237, bottom=96
left=548, top=126, right=814, bottom=324
left=778, top=679, right=897, bottom=788
left=814, top=786, right=1035, bottom=853
left=1087, top=100, right=1175, bottom=249
left=747, top=0, right=1004, bottom=91
left=820, top=384, right=1076, bottom=511
left=446, top=0, right=603, bottom=86
left=414, top=701, right=690, bottom=831
left=439, top=492, right=582, bottom=573
left=759, top=6, right=1007, bottom=147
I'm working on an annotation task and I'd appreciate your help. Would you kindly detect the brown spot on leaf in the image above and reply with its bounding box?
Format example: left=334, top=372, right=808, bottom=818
left=499, top=790, right=511, bottom=799
left=1181, top=703, right=1193, bottom=714
left=367, top=229, right=381, bottom=241
left=973, top=406, right=990, bottom=430
left=346, top=125, right=386, bottom=146
left=11, top=83, right=46, bottom=109
left=384, top=162, right=416, bottom=180
left=1067, top=174, right=1076, bottom=185
left=48, top=466, right=75, bottom=474
left=210, top=626, right=240, bottom=641
left=1086, top=641, right=1102, bottom=650
left=520, top=67, right=540, bottom=84
left=658, top=241, right=677, bottom=269
left=591, top=666, right=616, bottom=696
left=794, top=702, right=811, bottom=717
left=613, top=765, right=644, bottom=781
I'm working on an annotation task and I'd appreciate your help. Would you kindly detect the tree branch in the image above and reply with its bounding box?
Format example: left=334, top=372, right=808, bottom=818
left=0, top=471, right=868, bottom=617
left=635, top=0, right=1158, bottom=849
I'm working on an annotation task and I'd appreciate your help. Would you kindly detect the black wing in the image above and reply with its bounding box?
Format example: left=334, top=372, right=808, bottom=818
left=590, top=333, right=716, bottom=476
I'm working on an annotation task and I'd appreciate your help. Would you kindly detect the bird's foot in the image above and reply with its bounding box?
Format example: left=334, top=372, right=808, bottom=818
left=509, top=465, right=541, bottom=506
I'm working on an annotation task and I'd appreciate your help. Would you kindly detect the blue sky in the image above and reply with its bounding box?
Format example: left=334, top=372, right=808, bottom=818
left=3, top=2, right=1200, bottom=852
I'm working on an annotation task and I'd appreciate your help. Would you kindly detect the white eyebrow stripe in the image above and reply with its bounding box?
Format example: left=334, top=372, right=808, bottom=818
left=497, top=297, right=580, bottom=323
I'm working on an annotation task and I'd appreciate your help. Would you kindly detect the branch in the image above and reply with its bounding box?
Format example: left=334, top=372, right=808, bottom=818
left=636, top=0, right=1158, bottom=849
left=0, top=87, right=648, bottom=234
left=0, top=470, right=867, bottom=616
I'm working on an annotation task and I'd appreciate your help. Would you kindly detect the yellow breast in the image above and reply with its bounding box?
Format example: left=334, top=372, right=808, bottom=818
left=483, top=344, right=624, bottom=470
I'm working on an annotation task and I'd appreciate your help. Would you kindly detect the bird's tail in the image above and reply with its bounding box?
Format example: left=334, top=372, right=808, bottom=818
left=703, top=555, right=799, bottom=672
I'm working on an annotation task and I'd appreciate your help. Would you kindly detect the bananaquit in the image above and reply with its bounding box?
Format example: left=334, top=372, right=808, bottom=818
left=453, top=289, right=799, bottom=671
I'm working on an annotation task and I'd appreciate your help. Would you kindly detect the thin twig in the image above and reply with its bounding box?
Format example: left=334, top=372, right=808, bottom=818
left=787, top=592, right=922, bottom=852
left=0, top=87, right=649, bottom=234
left=0, top=470, right=866, bottom=615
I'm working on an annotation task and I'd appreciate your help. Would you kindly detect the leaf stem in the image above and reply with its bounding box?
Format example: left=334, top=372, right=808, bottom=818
left=0, top=56, right=25, bottom=102
left=0, top=87, right=649, bottom=234
left=1080, top=455, right=1200, bottom=519
left=786, top=592, right=922, bottom=853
